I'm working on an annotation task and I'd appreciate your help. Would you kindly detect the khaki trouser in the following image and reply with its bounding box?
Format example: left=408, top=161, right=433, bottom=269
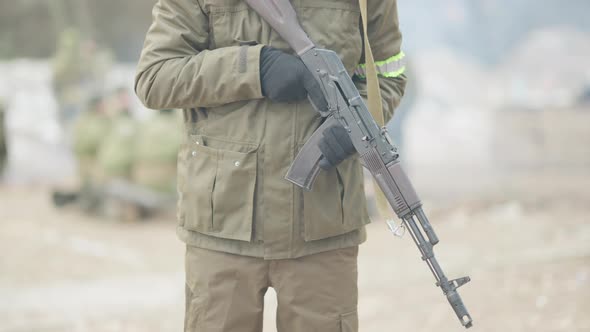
left=185, top=246, right=359, bottom=332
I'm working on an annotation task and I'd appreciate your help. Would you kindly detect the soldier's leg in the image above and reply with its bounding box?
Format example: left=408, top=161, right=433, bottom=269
left=272, top=246, right=359, bottom=332
left=185, top=246, right=269, bottom=332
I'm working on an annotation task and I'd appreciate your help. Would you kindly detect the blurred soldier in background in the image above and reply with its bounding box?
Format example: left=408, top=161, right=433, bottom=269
left=96, top=89, right=137, bottom=190
left=97, top=89, right=181, bottom=220
left=71, top=95, right=112, bottom=212
left=49, top=0, right=121, bottom=215
left=48, top=0, right=177, bottom=221
left=54, top=88, right=182, bottom=220
left=132, top=109, right=183, bottom=194
left=97, top=88, right=136, bottom=182
left=95, top=88, right=140, bottom=220
left=52, top=28, right=86, bottom=128
left=51, top=29, right=113, bottom=132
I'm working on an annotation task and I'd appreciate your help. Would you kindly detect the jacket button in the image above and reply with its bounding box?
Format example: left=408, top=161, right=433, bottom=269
left=192, top=151, right=197, bottom=157
left=234, top=161, right=241, bottom=167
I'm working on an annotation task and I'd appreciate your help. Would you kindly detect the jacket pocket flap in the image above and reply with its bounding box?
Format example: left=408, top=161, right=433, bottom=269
left=180, top=134, right=259, bottom=242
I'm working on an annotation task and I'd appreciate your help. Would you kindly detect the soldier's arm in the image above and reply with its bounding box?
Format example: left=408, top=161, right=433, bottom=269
left=134, top=0, right=264, bottom=109
left=353, top=0, right=407, bottom=123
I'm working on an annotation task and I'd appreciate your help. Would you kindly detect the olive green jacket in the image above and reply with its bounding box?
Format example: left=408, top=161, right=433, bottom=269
left=135, top=0, right=406, bottom=259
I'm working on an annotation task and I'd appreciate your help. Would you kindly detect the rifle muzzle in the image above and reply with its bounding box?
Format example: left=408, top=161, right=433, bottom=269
left=446, top=290, right=473, bottom=328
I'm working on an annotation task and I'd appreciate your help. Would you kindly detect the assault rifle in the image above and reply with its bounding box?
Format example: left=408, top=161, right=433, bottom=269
left=244, top=0, right=473, bottom=328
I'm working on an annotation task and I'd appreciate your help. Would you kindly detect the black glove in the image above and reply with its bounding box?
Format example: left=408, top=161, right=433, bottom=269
left=260, top=46, right=327, bottom=111
left=318, top=124, right=356, bottom=170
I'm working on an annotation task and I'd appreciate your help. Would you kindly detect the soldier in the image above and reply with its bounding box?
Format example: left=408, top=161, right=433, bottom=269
left=52, top=29, right=113, bottom=132
left=132, top=109, right=183, bottom=194
left=94, top=88, right=141, bottom=220
left=135, top=1, right=406, bottom=331
left=52, top=28, right=86, bottom=128
left=71, top=95, right=112, bottom=212
left=96, top=89, right=137, bottom=184
left=54, top=92, right=135, bottom=214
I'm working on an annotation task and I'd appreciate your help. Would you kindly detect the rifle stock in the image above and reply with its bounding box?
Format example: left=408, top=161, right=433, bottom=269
left=243, top=0, right=314, bottom=55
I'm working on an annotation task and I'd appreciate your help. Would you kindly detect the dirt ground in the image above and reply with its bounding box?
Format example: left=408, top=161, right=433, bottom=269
left=1, top=164, right=588, bottom=332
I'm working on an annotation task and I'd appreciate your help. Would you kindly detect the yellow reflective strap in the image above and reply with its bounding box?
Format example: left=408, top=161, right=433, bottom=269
left=357, top=51, right=405, bottom=69
left=354, top=66, right=406, bottom=79
left=381, top=66, right=406, bottom=78
left=355, top=52, right=406, bottom=78
left=376, top=51, right=405, bottom=66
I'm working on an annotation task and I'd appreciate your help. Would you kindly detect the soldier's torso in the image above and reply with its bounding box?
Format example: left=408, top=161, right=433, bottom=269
left=178, top=0, right=369, bottom=258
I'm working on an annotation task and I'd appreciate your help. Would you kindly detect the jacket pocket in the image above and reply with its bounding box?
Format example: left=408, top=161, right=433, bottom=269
left=205, top=2, right=259, bottom=49
left=179, top=134, right=258, bottom=242
left=300, top=145, right=370, bottom=242
left=298, top=0, right=362, bottom=72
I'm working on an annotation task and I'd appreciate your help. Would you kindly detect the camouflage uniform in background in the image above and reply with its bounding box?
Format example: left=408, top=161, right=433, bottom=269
left=68, top=89, right=181, bottom=220
left=94, top=90, right=142, bottom=220
left=132, top=109, right=183, bottom=194
left=72, top=96, right=112, bottom=212
left=52, top=28, right=113, bottom=131
left=52, top=29, right=86, bottom=127
left=96, top=111, right=137, bottom=182
left=69, top=88, right=128, bottom=213
left=96, top=88, right=137, bottom=182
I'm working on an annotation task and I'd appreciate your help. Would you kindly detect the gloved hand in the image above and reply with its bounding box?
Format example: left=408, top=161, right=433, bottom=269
left=260, top=46, right=327, bottom=111
left=318, top=124, right=356, bottom=170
